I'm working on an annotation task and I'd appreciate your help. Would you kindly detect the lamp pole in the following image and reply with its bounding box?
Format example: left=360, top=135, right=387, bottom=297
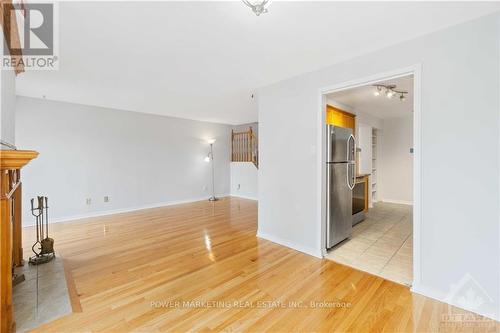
left=208, top=142, right=218, bottom=201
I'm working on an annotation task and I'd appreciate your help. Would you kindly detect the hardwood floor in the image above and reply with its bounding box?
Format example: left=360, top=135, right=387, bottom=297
left=21, top=197, right=498, bottom=332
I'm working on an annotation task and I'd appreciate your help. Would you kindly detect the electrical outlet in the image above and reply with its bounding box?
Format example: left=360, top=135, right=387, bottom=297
left=86, top=198, right=92, bottom=205
left=104, top=196, right=109, bottom=203
left=203, top=185, right=207, bottom=191
left=237, top=184, right=241, bottom=190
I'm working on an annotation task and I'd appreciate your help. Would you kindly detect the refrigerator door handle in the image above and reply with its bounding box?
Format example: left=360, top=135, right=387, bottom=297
left=347, top=163, right=355, bottom=190
left=348, top=134, right=356, bottom=162
left=351, top=163, right=356, bottom=190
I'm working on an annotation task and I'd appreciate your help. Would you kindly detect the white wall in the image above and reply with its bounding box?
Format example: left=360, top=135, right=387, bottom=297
left=378, top=116, right=413, bottom=204
left=258, top=13, right=499, bottom=320
left=16, top=96, right=231, bottom=224
left=1, top=68, right=16, bottom=145
left=230, top=162, right=258, bottom=200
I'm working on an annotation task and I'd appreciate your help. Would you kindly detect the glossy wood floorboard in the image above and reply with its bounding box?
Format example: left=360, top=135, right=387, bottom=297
left=21, top=198, right=498, bottom=332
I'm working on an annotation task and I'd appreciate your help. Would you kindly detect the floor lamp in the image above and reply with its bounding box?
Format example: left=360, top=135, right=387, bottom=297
left=205, top=139, right=218, bottom=201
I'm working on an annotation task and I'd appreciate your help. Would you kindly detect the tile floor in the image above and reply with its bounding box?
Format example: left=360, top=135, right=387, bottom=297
left=13, top=256, right=72, bottom=332
left=325, top=202, right=413, bottom=286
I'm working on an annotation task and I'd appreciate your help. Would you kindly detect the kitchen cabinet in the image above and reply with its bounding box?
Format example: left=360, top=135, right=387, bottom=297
left=326, top=105, right=355, bottom=134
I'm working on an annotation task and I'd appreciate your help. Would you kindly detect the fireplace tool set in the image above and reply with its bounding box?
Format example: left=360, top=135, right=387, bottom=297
left=29, top=196, right=55, bottom=265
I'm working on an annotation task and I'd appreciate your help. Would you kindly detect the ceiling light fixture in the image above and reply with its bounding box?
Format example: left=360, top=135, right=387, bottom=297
left=373, top=84, right=408, bottom=102
left=242, top=0, right=271, bottom=16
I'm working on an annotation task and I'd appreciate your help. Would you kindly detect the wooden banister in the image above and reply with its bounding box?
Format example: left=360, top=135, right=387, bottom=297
left=231, top=127, right=258, bottom=168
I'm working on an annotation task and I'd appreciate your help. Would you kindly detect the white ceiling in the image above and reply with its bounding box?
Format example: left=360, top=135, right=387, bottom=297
left=328, top=75, right=414, bottom=119
left=16, top=2, right=500, bottom=125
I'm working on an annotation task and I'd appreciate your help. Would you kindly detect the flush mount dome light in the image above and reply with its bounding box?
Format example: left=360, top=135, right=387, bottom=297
left=242, top=0, right=271, bottom=16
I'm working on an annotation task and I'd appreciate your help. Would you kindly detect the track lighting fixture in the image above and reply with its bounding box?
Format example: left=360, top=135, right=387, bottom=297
left=372, top=84, right=408, bottom=102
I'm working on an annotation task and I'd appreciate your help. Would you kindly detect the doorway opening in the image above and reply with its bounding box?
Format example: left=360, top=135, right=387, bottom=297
left=320, top=70, right=419, bottom=287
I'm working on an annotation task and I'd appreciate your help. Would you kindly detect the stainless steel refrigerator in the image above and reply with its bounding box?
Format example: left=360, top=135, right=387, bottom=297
left=326, top=125, right=356, bottom=249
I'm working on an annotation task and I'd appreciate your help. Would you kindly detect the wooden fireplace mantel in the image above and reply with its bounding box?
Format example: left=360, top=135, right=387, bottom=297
left=0, top=150, right=39, bottom=169
left=0, top=150, right=38, bottom=333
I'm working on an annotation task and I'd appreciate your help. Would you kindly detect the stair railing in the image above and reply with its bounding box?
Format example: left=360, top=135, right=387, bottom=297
left=231, top=127, right=258, bottom=168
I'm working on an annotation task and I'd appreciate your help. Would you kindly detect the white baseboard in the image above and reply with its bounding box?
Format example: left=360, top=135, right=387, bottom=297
left=229, top=194, right=258, bottom=201
left=23, top=194, right=230, bottom=227
left=380, top=198, right=413, bottom=205
left=411, top=284, right=500, bottom=322
left=257, top=231, right=322, bottom=258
